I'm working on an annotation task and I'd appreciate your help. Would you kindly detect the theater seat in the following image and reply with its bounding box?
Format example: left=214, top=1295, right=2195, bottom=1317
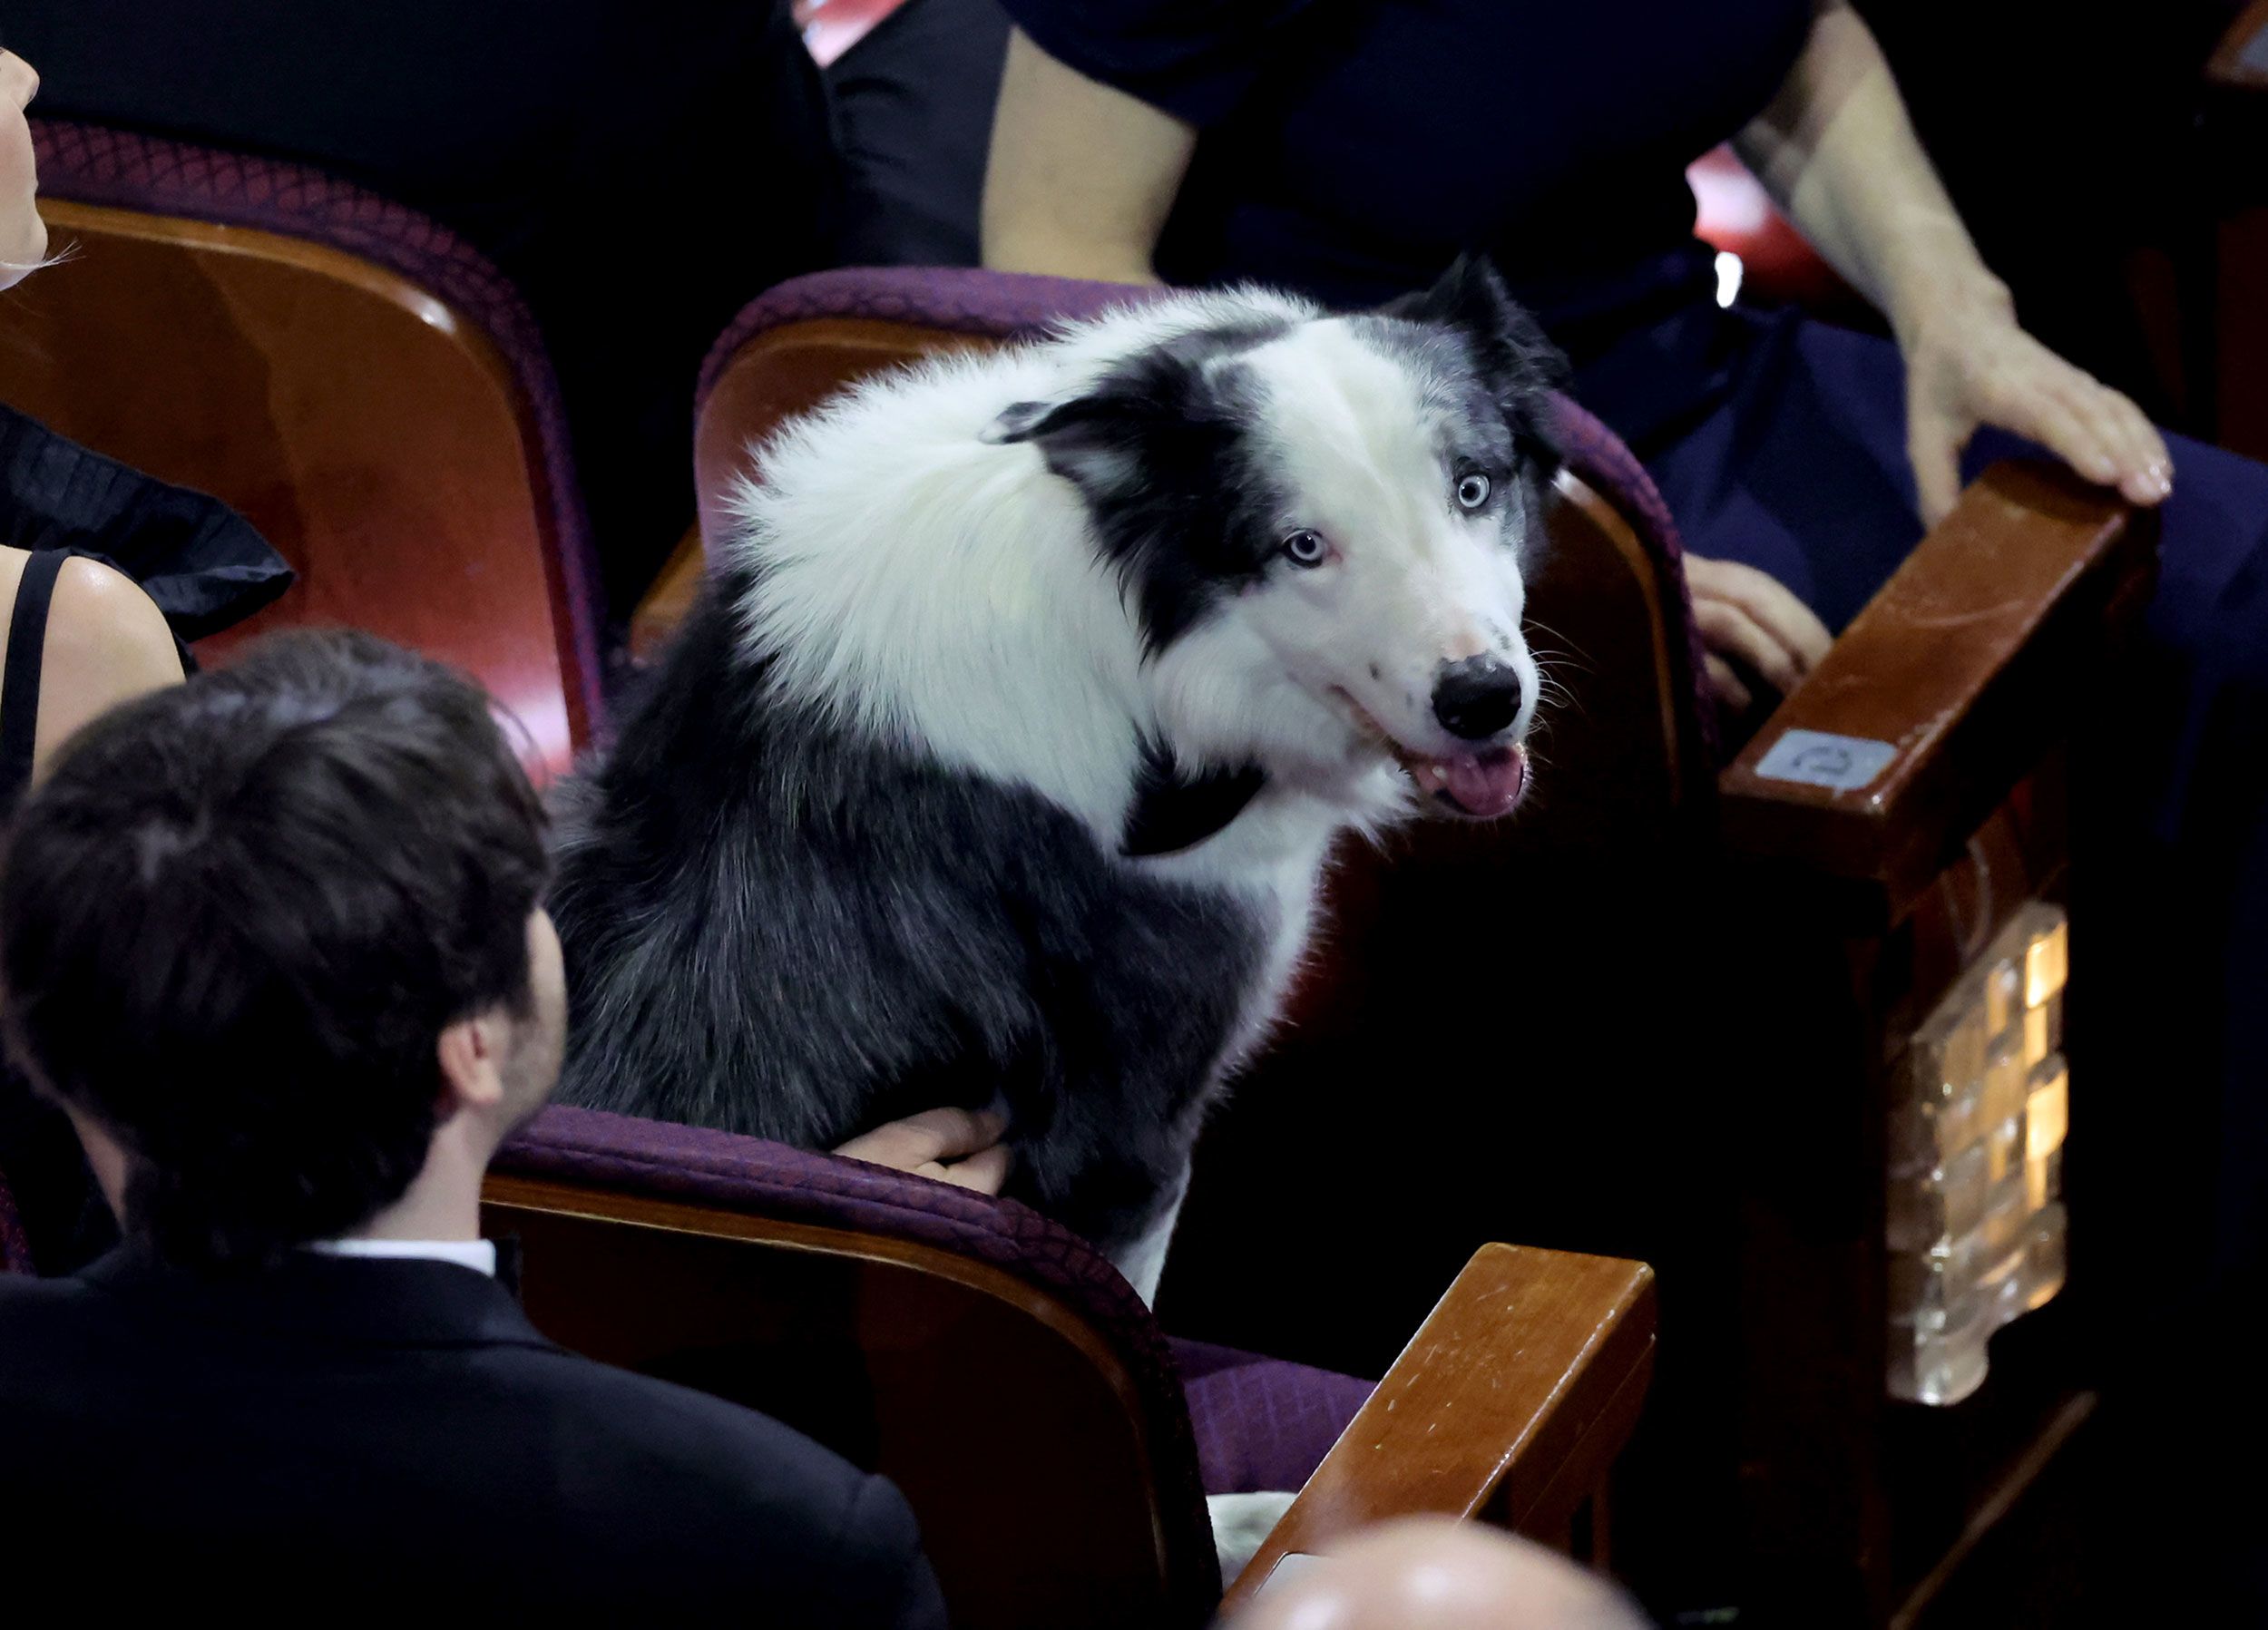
left=640, top=267, right=2156, bottom=1623
left=485, top=1105, right=1657, bottom=1630
left=0, top=122, right=606, bottom=776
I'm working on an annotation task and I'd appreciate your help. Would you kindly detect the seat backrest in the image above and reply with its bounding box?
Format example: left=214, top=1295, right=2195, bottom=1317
left=485, top=1104, right=1223, bottom=1630
left=0, top=122, right=605, bottom=776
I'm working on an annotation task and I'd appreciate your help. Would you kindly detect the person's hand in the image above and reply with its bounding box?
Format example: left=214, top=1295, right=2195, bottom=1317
left=1901, top=290, right=2172, bottom=526
left=833, top=1108, right=1014, bottom=1196
left=1684, top=554, right=1833, bottom=715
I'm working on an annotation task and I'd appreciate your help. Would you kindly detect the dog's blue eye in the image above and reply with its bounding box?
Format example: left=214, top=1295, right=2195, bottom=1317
left=1456, top=472, right=1492, bottom=511
left=1280, top=530, right=1327, bottom=568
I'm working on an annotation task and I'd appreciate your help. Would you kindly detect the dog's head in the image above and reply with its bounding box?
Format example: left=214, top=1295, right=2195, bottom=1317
left=989, top=259, right=1562, bottom=824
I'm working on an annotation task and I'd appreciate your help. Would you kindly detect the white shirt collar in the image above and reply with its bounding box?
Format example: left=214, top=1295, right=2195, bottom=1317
left=304, top=1237, right=498, bottom=1277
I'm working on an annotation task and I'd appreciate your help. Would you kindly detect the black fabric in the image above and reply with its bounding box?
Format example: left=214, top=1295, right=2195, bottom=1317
left=833, top=0, right=1802, bottom=439
left=998, top=0, right=1808, bottom=337
left=0, top=550, right=64, bottom=812
left=832, top=0, right=1012, bottom=267
left=0, top=405, right=292, bottom=651
left=2, top=0, right=845, bottom=614
left=0, top=1247, right=950, bottom=1623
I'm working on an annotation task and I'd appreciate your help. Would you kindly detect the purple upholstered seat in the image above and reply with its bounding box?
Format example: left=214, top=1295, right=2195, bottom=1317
left=1169, top=1335, right=1375, bottom=1497
left=497, top=1105, right=1178, bottom=1332
left=494, top=1105, right=1370, bottom=1520
left=29, top=120, right=606, bottom=739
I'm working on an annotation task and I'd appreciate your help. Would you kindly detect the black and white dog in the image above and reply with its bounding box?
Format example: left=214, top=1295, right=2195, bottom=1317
left=549, top=259, right=1562, bottom=1301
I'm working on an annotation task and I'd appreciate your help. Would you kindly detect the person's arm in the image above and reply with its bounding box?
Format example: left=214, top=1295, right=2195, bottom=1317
left=980, top=26, right=1191, bottom=284
left=32, top=558, right=184, bottom=781
left=1733, top=1, right=2169, bottom=522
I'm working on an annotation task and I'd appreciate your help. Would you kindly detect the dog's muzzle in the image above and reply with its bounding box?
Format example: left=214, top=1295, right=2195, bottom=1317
left=1431, top=654, right=1524, bottom=741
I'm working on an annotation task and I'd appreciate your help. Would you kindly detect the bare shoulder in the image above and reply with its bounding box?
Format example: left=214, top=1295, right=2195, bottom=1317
left=32, top=558, right=185, bottom=776
left=44, top=556, right=182, bottom=679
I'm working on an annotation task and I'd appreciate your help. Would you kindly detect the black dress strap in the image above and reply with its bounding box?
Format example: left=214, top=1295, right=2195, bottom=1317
left=0, top=549, right=69, bottom=815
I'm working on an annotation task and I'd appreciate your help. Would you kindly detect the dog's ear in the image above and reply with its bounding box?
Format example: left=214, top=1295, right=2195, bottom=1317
left=981, top=398, right=1078, bottom=444
left=982, top=370, right=1202, bottom=496
left=1382, top=253, right=1506, bottom=332
left=1384, top=255, right=1566, bottom=470
left=982, top=391, right=1145, bottom=494
left=982, top=386, right=1163, bottom=445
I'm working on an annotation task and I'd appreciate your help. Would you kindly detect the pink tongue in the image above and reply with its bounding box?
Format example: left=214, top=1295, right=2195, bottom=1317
left=1436, top=747, right=1527, bottom=817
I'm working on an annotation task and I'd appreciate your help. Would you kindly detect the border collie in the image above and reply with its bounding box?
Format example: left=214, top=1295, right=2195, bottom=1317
left=549, top=258, right=1562, bottom=1301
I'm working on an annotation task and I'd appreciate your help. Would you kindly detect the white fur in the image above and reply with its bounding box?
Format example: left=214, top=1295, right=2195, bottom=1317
left=1113, top=1164, right=1191, bottom=1308
left=727, top=288, right=1334, bottom=844
left=1208, top=1490, right=1301, bottom=1586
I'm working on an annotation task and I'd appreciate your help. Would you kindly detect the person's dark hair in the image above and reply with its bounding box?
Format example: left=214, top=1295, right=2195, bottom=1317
left=0, top=630, right=549, bottom=1271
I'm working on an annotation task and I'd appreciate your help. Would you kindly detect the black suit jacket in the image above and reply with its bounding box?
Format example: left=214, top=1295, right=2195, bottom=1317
left=0, top=1247, right=948, bottom=1623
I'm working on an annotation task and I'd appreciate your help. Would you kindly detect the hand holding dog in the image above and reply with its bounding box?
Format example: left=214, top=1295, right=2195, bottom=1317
left=835, top=1108, right=1015, bottom=1196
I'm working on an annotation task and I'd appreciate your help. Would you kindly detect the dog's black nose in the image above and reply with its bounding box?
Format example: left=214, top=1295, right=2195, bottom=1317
left=1431, top=656, right=1523, bottom=741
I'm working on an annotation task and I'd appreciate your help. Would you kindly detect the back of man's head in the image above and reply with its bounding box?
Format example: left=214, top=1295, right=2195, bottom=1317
left=0, top=630, right=550, bottom=1272
left=1229, top=1519, right=1654, bottom=1630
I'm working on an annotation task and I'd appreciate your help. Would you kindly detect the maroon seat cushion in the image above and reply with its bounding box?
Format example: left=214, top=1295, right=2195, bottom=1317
left=1168, top=1335, right=1374, bottom=1498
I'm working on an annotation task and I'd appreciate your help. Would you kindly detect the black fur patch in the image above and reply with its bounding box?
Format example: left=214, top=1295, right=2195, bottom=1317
left=547, top=571, right=1268, bottom=1255
left=1120, top=743, right=1266, bottom=857
left=990, top=318, right=1297, bottom=655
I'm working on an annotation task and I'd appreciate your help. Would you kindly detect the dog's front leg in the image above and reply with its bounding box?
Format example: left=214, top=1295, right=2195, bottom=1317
left=1105, top=1161, right=1190, bottom=1308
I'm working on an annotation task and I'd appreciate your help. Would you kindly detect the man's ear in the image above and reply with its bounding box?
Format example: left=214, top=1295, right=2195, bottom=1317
left=1383, top=254, right=1567, bottom=464
left=435, top=1011, right=507, bottom=1116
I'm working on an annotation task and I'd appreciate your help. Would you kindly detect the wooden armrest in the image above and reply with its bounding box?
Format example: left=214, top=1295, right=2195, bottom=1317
left=2209, top=0, right=2268, bottom=91
left=1718, top=460, right=2156, bottom=917
left=1220, top=1244, right=1657, bottom=1615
